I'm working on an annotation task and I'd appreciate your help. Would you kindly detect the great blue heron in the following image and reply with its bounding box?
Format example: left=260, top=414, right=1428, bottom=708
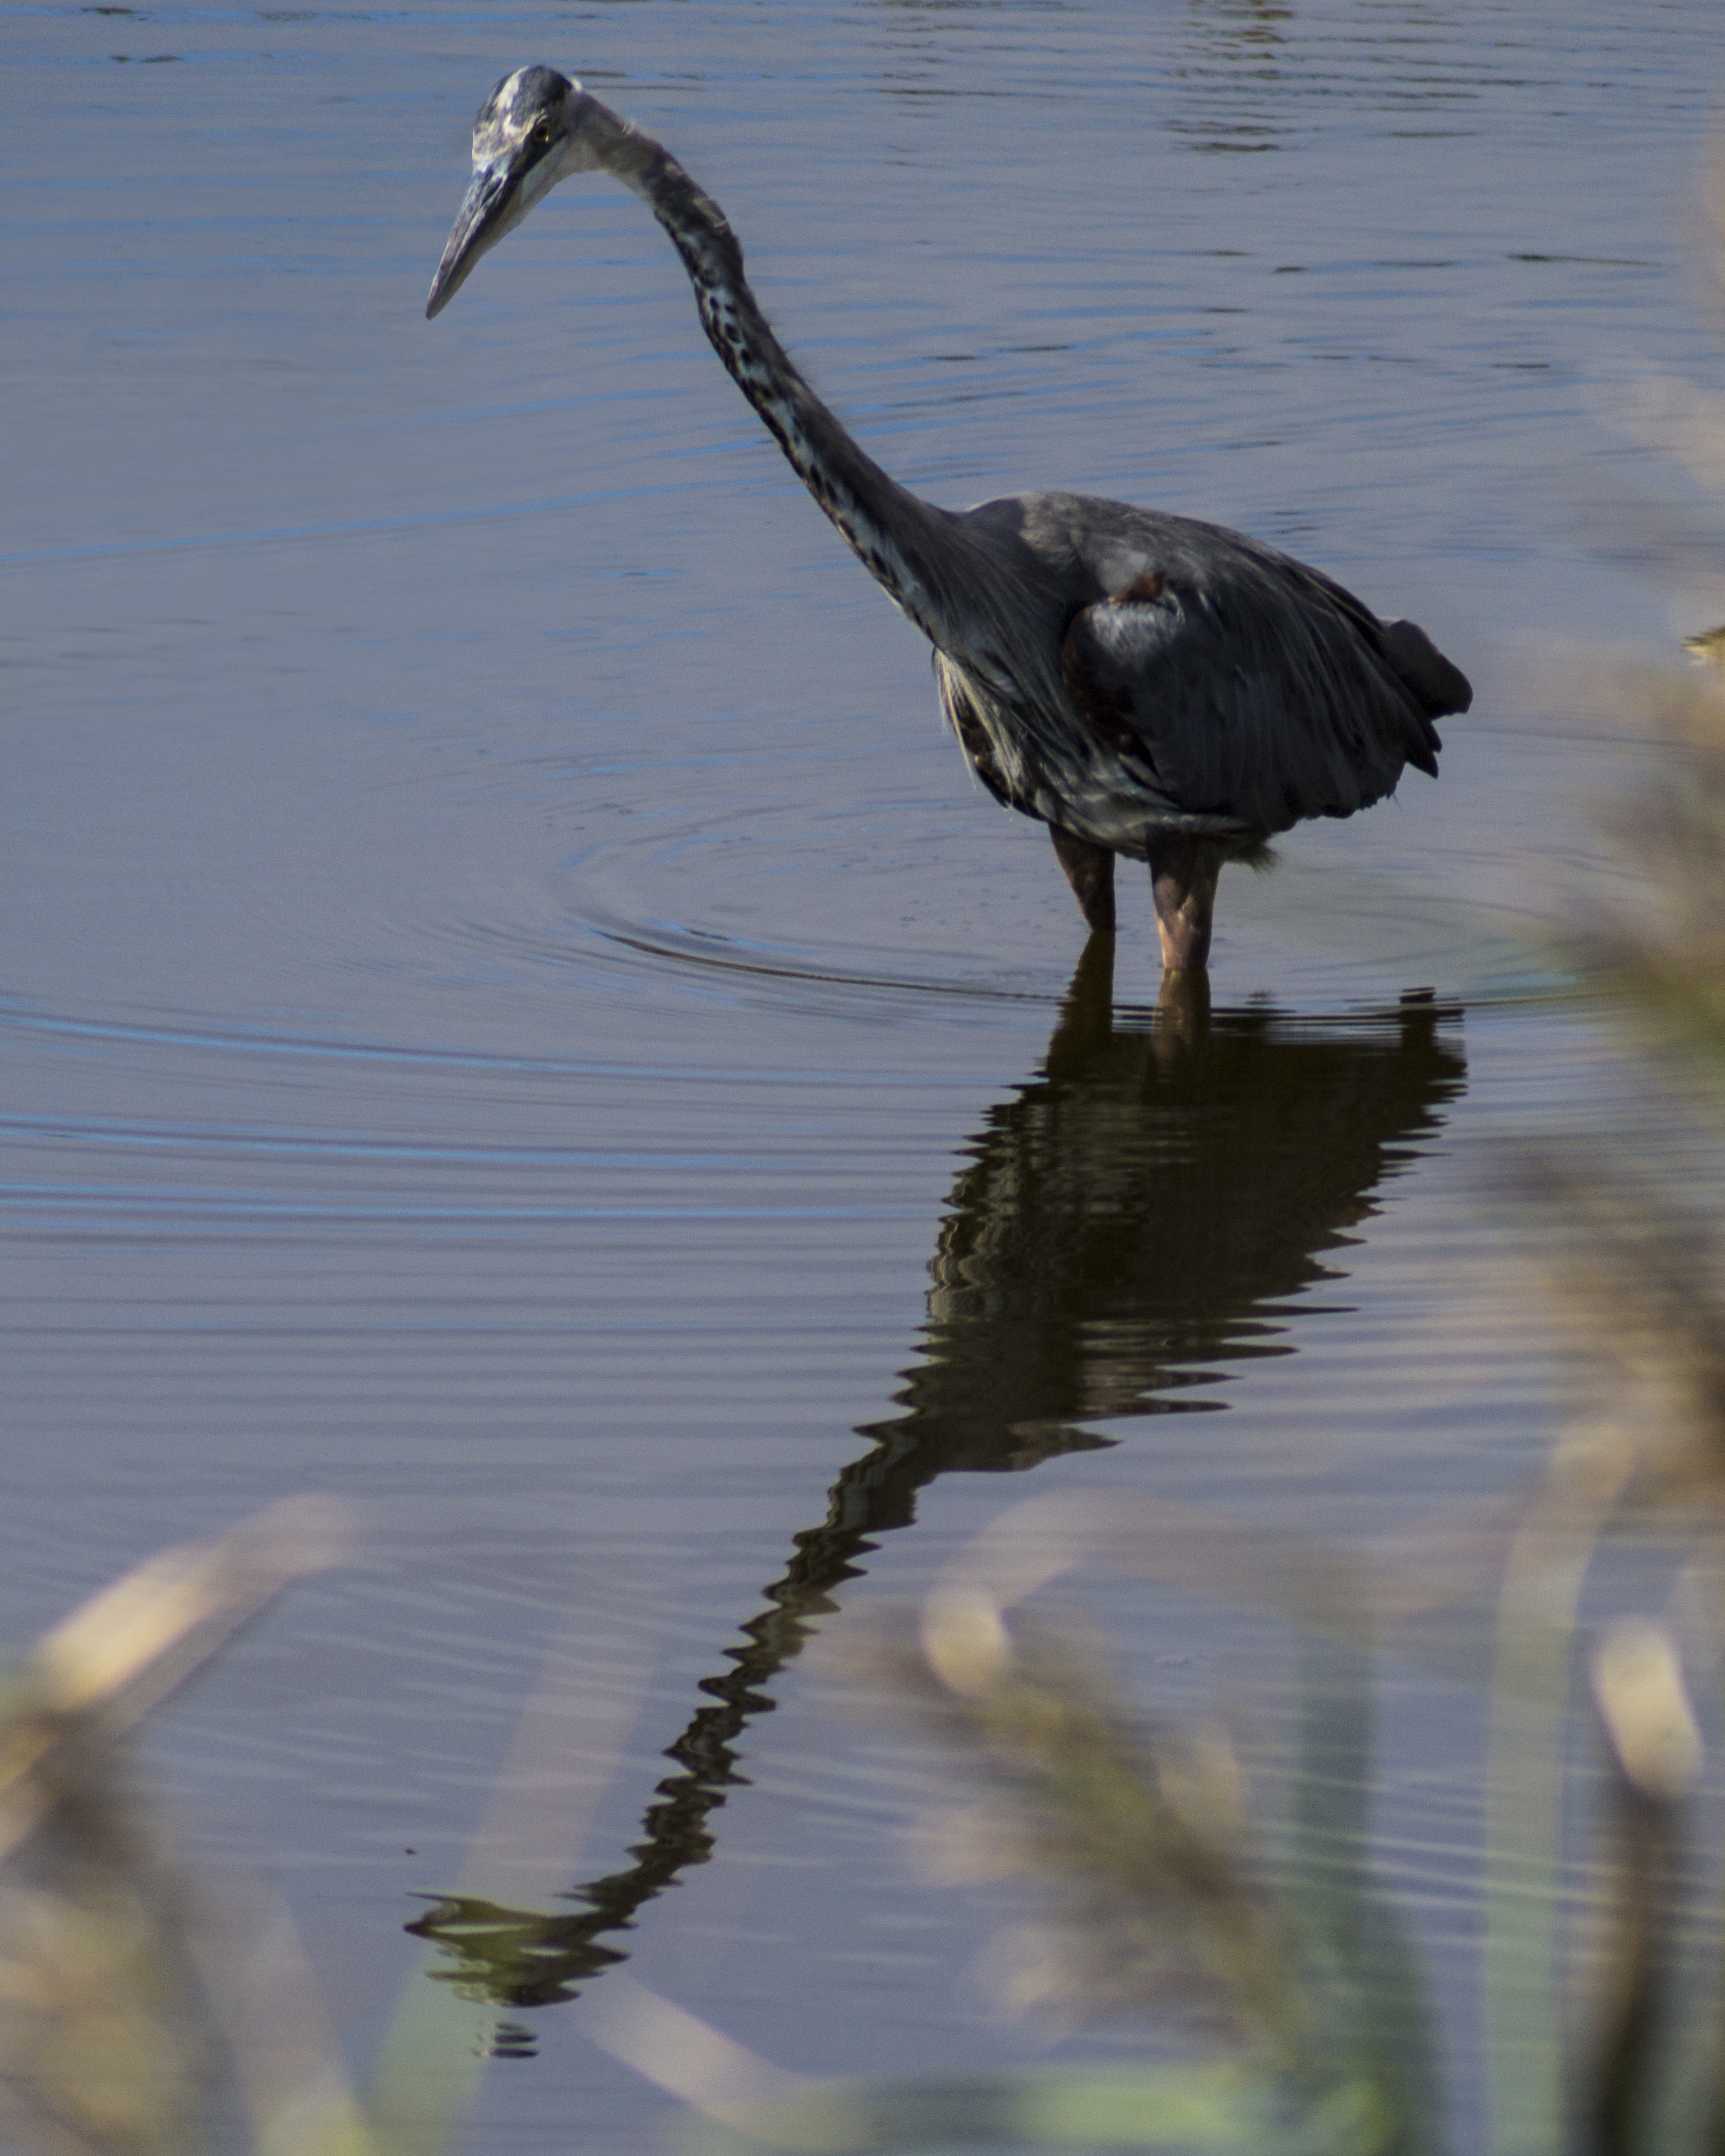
left=427, top=67, right=1471, bottom=972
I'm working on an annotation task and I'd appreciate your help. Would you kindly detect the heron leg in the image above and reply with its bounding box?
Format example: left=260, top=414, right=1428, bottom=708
left=1048, top=826, right=1116, bottom=935
left=1044, top=931, right=1116, bottom=1077
left=1147, top=836, right=1222, bottom=974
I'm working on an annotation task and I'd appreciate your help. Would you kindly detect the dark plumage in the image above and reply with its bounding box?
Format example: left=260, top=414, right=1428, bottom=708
left=428, top=68, right=1471, bottom=972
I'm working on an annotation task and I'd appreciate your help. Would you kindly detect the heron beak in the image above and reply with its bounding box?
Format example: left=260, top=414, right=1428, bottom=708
left=426, top=153, right=530, bottom=319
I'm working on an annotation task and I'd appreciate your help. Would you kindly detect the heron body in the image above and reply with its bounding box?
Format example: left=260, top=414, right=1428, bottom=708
left=428, top=67, right=1471, bottom=972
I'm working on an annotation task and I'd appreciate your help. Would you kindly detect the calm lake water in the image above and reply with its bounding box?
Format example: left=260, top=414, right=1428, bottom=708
left=6, top=0, right=1725, bottom=2146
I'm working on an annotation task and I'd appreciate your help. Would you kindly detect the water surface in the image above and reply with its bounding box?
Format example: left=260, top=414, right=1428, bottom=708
left=4, top=1, right=1722, bottom=2146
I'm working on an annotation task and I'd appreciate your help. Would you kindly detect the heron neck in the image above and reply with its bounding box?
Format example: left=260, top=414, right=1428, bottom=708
left=605, top=124, right=965, bottom=650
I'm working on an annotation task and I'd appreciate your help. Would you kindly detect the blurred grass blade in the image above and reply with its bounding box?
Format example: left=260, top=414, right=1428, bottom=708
left=942, top=1490, right=1512, bottom=1647
left=582, top=1973, right=864, bottom=2150
left=1582, top=1623, right=1697, bottom=2156
left=674, top=2064, right=1389, bottom=2155
left=0, top=1500, right=355, bottom=2156
left=38, top=1495, right=350, bottom=1716
left=1591, top=1621, right=1701, bottom=1807
left=206, top=1878, right=382, bottom=2156
left=587, top=1968, right=1391, bottom=2154
left=365, top=1615, right=655, bottom=2156
left=1277, top=1632, right=1436, bottom=2156
left=1483, top=1449, right=1631, bottom=2156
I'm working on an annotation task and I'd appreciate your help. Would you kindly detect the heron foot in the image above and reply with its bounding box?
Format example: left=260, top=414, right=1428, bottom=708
left=1048, top=826, right=1116, bottom=935
left=1147, top=836, right=1221, bottom=974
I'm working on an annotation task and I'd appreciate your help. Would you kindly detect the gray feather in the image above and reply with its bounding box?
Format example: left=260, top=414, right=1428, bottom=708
left=928, top=495, right=1467, bottom=849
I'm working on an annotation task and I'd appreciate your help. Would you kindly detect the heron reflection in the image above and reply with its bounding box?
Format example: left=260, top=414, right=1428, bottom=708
left=410, top=940, right=1464, bottom=2018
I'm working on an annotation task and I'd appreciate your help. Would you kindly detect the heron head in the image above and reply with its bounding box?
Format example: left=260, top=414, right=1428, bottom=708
left=426, top=67, right=611, bottom=319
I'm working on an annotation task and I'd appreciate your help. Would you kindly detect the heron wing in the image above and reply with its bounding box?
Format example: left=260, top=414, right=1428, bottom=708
left=1059, top=536, right=1466, bottom=836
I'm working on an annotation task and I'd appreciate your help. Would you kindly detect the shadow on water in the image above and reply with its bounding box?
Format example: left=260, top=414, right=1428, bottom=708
left=409, top=938, right=1466, bottom=2025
